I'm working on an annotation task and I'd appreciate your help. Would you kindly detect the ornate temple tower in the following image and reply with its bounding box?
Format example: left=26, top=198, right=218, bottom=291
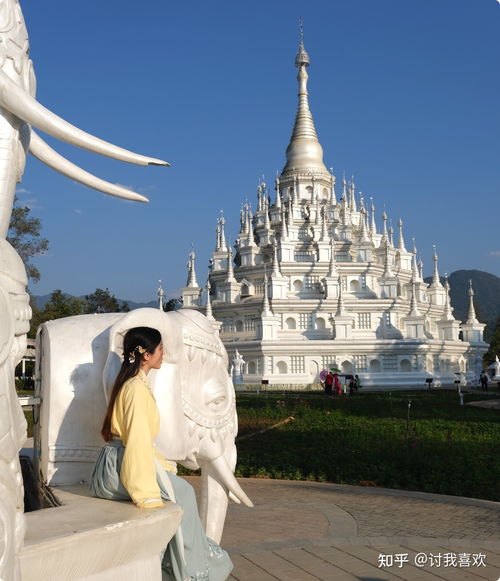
left=183, top=38, right=487, bottom=387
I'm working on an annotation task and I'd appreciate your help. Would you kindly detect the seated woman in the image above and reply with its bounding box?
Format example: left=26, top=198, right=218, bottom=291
left=89, top=326, right=233, bottom=581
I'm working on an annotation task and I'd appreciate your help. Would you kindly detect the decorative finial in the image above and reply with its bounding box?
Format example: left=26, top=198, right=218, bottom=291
left=295, top=17, right=309, bottom=67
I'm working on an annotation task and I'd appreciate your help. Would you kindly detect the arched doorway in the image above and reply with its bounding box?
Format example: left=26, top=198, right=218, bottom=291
left=400, top=359, right=412, bottom=372
left=276, top=361, right=288, bottom=374
left=341, top=360, right=353, bottom=373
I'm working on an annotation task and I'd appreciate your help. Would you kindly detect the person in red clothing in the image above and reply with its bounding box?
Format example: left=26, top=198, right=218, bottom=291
left=324, top=372, right=334, bottom=395
left=333, top=373, right=342, bottom=396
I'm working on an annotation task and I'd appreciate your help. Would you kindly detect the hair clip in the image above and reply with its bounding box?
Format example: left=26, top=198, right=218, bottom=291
left=127, top=345, right=146, bottom=364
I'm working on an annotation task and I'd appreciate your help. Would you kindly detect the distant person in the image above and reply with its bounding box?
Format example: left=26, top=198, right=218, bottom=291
left=324, top=372, right=333, bottom=395
left=333, top=373, right=342, bottom=396
left=354, top=374, right=361, bottom=392
left=480, top=372, right=488, bottom=391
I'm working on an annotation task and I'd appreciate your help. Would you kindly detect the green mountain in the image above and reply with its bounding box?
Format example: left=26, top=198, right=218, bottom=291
left=424, top=270, right=500, bottom=341
left=31, top=292, right=156, bottom=311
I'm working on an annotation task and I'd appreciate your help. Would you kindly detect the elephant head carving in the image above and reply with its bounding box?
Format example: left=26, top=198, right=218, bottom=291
left=38, top=308, right=252, bottom=545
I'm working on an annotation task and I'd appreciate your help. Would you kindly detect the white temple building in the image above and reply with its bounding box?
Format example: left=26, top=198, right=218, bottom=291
left=182, top=40, right=487, bottom=388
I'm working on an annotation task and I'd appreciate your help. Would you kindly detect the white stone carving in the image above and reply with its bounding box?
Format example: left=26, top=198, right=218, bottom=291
left=37, top=308, right=252, bottom=546
left=0, top=239, right=29, bottom=581
left=0, top=1, right=167, bottom=577
left=493, top=355, right=500, bottom=381
left=230, top=349, right=245, bottom=384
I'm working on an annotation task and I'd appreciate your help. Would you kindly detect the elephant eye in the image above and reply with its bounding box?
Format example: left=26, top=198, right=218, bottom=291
left=202, top=378, right=228, bottom=410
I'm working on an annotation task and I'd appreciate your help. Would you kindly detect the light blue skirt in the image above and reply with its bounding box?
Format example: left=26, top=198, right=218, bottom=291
left=89, top=441, right=233, bottom=581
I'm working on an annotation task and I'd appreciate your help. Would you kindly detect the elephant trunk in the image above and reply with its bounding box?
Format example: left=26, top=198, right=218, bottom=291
left=198, top=449, right=253, bottom=543
left=199, top=460, right=229, bottom=544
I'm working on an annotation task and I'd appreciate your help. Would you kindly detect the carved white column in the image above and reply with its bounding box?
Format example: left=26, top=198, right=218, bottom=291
left=0, top=240, right=30, bottom=581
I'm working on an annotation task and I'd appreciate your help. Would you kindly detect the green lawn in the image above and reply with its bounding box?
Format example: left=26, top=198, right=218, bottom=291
left=233, top=390, right=500, bottom=501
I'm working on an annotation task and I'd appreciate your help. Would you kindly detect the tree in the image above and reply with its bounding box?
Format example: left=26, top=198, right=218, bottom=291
left=484, top=317, right=500, bottom=366
left=28, top=290, right=87, bottom=338
left=84, top=288, right=129, bottom=313
left=43, top=290, right=87, bottom=319
left=7, top=196, right=49, bottom=283
left=164, top=297, right=183, bottom=312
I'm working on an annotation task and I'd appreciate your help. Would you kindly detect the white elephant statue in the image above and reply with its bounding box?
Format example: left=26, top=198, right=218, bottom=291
left=37, top=308, right=252, bottom=544
left=0, top=1, right=169, bottom=577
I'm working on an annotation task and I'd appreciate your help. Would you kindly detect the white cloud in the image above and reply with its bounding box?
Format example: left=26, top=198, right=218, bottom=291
left=16, top=187, right=31, bottom=195
left=488, top=250, right=500, bottom=257
left=73, top=209, right=83, bottom=215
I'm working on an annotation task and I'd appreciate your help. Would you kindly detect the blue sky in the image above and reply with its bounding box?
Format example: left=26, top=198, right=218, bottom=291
left=18, top=0, right=500, bottom=302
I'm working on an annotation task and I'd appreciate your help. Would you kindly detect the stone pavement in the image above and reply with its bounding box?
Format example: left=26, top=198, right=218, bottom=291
left=187, top=477, right=500, bottom=581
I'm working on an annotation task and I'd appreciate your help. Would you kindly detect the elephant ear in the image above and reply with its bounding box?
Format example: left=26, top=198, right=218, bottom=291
left=103, top=308, right=188, bottom=461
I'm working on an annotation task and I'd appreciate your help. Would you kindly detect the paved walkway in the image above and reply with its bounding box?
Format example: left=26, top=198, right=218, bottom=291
left=187, top=477, right=500, bottom=581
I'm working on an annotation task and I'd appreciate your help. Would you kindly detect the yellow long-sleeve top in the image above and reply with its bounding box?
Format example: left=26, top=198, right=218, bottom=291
left=111, top=369, right=173, bottom=509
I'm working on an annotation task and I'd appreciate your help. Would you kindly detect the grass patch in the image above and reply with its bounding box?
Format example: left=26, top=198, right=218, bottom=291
left=234, top=390, right=500, bottom=501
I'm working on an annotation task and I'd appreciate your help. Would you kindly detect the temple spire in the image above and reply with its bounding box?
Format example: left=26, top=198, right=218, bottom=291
left=281, top=29, right=328, bottom=176
left=320, top=206, right=327, bottom=240
left=411, top=239, right=420, bottom=282
left=418, top=257, right=424, bottom=281
left=271, top=239, right=281, bottom=277
left=329, top=168, right=337, bottom=204
left=370, top=199, right=377, bottom=236
left=381, top=210, right=388, bottom=244
left=431, top=246, right=443, bottom=288
left=262, top=270, right=271, bottom=316
left=408, top=282, right=420, bottom=316
left=157, top=280, right=164, bottom=311
left=442, top=274, right=454, bottom=320
left=327, top=238, right=338, bottom=277
left=186, top=249, right=198, bottom=287
left=205, top=280, right=214, bottom=320
left=336, top=277, right=347, bottom=316
left=275, top=176, right=282, bottom=209
left=359, top=206, right=370, bottom=242
left=398, top=218, right=406, bottom=251
left=226, top=248, right=235, bottom=282
left=382, top=240, right=393, bottom=277
left=466, top=279, right=479, bottom=324
left=218, top=213, right=227, bottom=251
left=388, top=224, right=394, bottom=247
left=349, top=179, right=357, bottom=212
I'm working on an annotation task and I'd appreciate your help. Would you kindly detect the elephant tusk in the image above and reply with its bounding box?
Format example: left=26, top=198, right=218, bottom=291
left=209, top=455, right=253, bottom=508
left=0, top=69, right=169, bottom=166
left=29, top=132, right=150, bottom=202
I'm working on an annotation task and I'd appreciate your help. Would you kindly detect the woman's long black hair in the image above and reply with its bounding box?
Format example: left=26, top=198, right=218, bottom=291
left=101, top=326, right=162, bottom=442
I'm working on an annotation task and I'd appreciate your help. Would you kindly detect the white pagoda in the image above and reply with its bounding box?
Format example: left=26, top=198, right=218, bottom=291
left=183, top=40, right=487, bottom=388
